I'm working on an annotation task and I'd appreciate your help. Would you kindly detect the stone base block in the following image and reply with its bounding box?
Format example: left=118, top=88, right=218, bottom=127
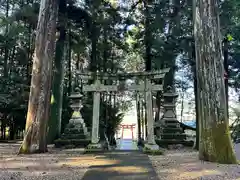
left=86, top=143, right=103, bottom=150
left=144, top=143, right=159, bottom=150
left=155, top=139, right=194, bottom=147
left=144, top=144, right=159, bottom=151
left=54, top=139, right=90, bottom=148
left=143, top=143, right=164, bottom=155
left=84, top=143, right=104, bottom=154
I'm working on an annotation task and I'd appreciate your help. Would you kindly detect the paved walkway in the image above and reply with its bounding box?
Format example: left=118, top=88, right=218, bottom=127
left=81, top=151, right=159, bottom=180
left=116, top=139, right=138, bottom=150
left=81, top=139, right=158, bottom=180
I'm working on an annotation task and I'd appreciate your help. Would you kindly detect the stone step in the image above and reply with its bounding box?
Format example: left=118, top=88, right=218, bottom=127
left=155, top=139, right=194, bottom=147
left=162, top=117, right=178, bottom=121
left=64, top=128, right=85, bottom=134
left=162, top=127, right=183, bottom=133
left=65, top=124, right=85, bottom=129
left=164, top=121, right=180, bottom=126
left=61, top=133, right=87, bottom=139
left=64, top=126, right=90, bottom=137
left=164, top=120, right=180, bottom=124
left=54, top=138, right=91, bottom=148
left=155, top=123, right=181, bottom=129
left=163, top=125, right=181, bottom=129
left=160, top=133, right=186, bottom=140
left=65, top=123, right=89, bottom=129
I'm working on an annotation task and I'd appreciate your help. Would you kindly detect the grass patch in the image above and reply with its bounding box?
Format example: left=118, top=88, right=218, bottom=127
left=83, top=143, right=104, bottom=154
left=142, top=146, right=164, bottom=155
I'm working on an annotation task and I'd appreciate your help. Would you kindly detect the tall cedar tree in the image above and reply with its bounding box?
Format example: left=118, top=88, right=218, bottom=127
left=19, top=0, right=58, bottom=154
left=193, top=0, right=237, bottom=163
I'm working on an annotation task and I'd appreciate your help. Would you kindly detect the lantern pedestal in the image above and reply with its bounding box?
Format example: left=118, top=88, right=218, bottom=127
left=54, top=92, right=90, bottom=148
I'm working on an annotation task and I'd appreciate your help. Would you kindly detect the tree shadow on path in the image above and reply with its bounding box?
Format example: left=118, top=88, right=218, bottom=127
left=81, top=150, right=160, bottom=180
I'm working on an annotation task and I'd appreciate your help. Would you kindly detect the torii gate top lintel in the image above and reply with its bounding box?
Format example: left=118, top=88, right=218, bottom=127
left=76, top=68, right=170, bottom=81
left=120, top=124, right=136, bottom=129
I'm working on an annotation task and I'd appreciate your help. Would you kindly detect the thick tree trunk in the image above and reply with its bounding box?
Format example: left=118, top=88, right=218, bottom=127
left=48, top=0, right=67, bottom=144
left=9, top=118, right=15, bottom=140
left=163, top=0, right=180, bottom=89
left=191, top=41, right=199, bottom=150
left=141, top=100, right=145, bottom=140
left=19, top=0, right=58, bottom=154
left=1, top=116, right=7, bottom=140
left=193, top=0, right=237, bottom=163
left=89, top=2, right=99, bottom=72
left=144, top=101, right=148, bottom=138
left=67, top=29, right=72, bottom=95
left=144, top=0, right=151, bottom=71
left=136, top=93, right=141, bottom=142
left=193, top=66, right=199, bottom=150
left=223, top=37, right=229, bottom=118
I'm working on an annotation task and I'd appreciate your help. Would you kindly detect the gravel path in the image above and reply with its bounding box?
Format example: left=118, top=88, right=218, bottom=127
left=234, top=143, right=240, bottom=160
left=0, top=143, right=158, bottom=180
left=1, top=143, right=240, bottom=179
left=0, top=143, right=90, bottom=180
left=149, top=147, right=240, bottom=180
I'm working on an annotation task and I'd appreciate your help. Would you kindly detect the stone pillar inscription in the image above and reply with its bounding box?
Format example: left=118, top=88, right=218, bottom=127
left=91, top=91, right=100, bottom=144
left=145, top=79, right=156, bottom=145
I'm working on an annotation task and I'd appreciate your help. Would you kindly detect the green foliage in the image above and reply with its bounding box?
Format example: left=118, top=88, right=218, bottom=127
left=61, top=90, right=73, bottom=133
left=81, top=93, right=124, bottom=144
left=229, top=107, right=240, bottom=142
left=143, top=146, right=164, bottom=155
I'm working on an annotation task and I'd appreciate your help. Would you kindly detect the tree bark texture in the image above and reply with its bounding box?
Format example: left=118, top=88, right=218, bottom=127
left=223, top=37, right=229, bottom=118
left=136, top=93, right=141, bottom=141
left=193, top=0, right=237, bottom=163
left=191, top=41, right=199, bottom=150
left=48, top=0, right=66, bottom=144
left=144, top=0, right=152, bottom=71
left=141, top=100, right=145, bottom=139
left=193, top=65, right=199, bottom=150
left=67, top=29, right=72, bottom=95
left=19, top=0, right=58, bottom=154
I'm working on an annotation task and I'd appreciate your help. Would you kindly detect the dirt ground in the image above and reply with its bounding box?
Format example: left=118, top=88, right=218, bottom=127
left=1, top=143, right=240, bottom=180
left=0, top=143, right=90, bottom=179
left=149, top=148, right=240, bottom=180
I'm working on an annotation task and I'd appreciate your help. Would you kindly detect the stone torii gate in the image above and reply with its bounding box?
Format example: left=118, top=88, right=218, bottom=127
left=78, top=69, right=170, bottom=150
left=82, top=78, right=118, bottom=148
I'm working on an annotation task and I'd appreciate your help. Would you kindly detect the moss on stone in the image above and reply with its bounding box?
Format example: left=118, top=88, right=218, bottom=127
left=83, top=143, right=104, bottom=154
left=200, top=121, right=237, bottom=164
left=143, top=146, right=164, bottom=155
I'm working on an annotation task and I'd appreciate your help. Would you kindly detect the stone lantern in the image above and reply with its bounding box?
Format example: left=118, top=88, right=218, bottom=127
left=155, top=86, right=186, bottom=145
left=69, top=91, right=83, bottom=124
left=54, top=89, right=90, bottom=148
left=67, top=89, right=89, bottom=136
left=161, top=86, right=179, bottom=123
